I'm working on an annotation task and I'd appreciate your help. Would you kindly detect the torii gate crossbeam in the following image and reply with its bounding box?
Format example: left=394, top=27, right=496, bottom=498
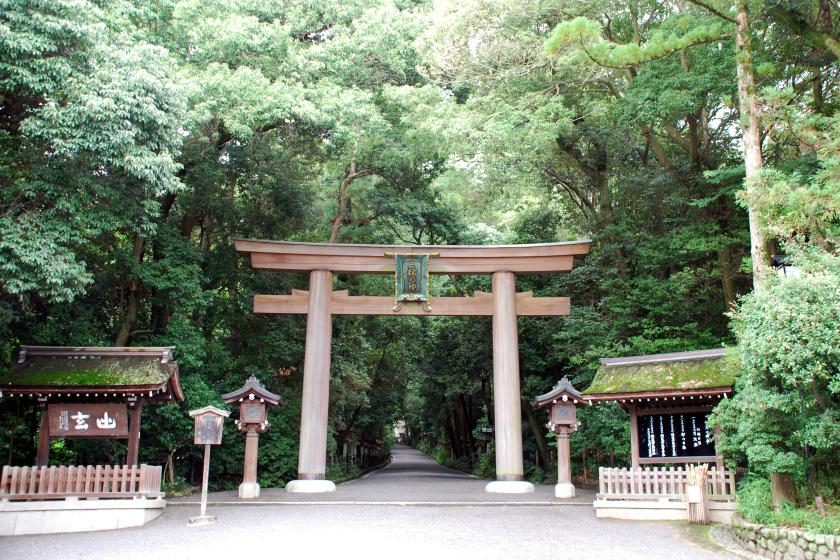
left=235, top=239, right=591, bottom=494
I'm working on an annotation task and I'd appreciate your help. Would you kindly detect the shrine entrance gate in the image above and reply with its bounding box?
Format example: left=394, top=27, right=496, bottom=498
left=235, top=239, right=591, bottom=493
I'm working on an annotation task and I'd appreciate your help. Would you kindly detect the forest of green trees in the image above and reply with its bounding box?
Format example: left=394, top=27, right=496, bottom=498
left=1, top=0, right=837, bottom=531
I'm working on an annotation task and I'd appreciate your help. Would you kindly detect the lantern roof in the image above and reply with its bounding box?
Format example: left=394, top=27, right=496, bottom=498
left=533, top=376, right=584, bottom=408
left=0, top=346, right=184, bottom=403
left=221, top=375, right=283, bottom=406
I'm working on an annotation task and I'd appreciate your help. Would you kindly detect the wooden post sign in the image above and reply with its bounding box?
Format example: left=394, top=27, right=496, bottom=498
left=188, top=406, right=230, bottom=526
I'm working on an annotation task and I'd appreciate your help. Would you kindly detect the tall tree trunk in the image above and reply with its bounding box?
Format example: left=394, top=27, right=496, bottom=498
left=735, top=0, right=771, bottom=289
left=770, top=472, right=797, bottom=508
left=524, top=403, right=553, bottom=472
left=717, top=246, right=737, bottom=311
left=329, top=144, right=370, bottom=242
left=115, top=236, right=146, bottom=346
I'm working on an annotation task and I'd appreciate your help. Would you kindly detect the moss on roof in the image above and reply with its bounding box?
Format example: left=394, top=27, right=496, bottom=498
left=584, top=351, right=739, bottom=395
left=0, top=356, right=171, bottom=387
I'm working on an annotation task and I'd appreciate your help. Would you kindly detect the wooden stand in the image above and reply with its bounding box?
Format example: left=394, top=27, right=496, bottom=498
left=187, top=405, right=228, bottom=525
left=189, top=444, right=216, bottom=526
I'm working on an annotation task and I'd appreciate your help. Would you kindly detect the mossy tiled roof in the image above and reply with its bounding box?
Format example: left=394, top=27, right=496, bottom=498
left=0, top=356, right=172, bottom=387
left=584, top=349, right=738, bottom=396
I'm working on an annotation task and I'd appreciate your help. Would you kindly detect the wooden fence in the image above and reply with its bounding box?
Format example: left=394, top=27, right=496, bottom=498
left=0, top=465, right=164, bottom=501
left=598, top=466, right=736, bottom=501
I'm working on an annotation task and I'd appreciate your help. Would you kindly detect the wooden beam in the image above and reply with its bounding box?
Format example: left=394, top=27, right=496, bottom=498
left=236, top=239, right=592, bottom=258
left=253, top=292, right=571, bottom=316
left=126, top=400, right=143, bottom=467
left=236, top=239, right=590, bottom=275
left=250, top=253, right=576, bottom=274
left=629, top=405, right=640, bottom=469
left=37, top=408, right=50, bottom=467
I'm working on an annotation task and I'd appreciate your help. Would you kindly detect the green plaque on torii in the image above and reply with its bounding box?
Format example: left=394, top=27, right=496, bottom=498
left=385, top=253, right=438, bottom=312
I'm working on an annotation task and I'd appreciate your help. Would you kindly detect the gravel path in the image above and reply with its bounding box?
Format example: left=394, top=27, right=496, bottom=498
left=1, top=446, right=739, bottom=559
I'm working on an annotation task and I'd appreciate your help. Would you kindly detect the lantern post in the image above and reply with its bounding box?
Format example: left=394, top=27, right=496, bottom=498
left=533, top=377, right=585, bottom=499
left=222, top=376, right=284, bottom=499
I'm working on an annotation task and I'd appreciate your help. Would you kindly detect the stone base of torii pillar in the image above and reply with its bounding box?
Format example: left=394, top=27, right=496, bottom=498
left=239, top=481, right=261, bottom=499
left=286, top=480, right=336, bottom=493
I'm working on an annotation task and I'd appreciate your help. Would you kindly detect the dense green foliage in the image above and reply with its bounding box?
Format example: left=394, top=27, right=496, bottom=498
left=0, top=0, right=838, bottom=517
left=737, top=478, right=839, bottom=535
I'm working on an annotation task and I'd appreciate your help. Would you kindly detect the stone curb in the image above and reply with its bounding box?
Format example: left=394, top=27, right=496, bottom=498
left=168, top=500, right=592, bottom=507
left=709, top=525, right=769, bottom=560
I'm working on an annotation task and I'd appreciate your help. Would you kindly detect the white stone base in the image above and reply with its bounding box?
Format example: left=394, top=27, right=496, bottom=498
left=238, top=481, right=260, bottom=499
left=554, top=483, right=576, bottom=499
left=0, top=498, right=165, bottom=536
left=285, top=479, right=336, bottom=493
left=593, top=499, right=736, bottom=524
left=187, top=515, right=217, bottom=526
left=484, top=480, right=535, bottom=494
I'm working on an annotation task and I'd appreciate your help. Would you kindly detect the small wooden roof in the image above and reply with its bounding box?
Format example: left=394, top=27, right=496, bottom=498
left=221, top=375, right=283, bottom=406
left=0, top=346, right=185, bottom=403
left=189, top=405, right=230, bottom=418
left=583, top=348, right=735, bottom=404
left=533, top=376, right=586, bottom=408
left=234, top=239, right=591, bottom=275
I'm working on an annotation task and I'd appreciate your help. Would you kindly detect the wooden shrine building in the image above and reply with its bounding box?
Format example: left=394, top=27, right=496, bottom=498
left=582, top=348, right=739, bottom=522
left=235, top=238, right=591, bottom=493
left=583, top=348, right=737, bottom=468
left=0, top=346, right=184, bottom=467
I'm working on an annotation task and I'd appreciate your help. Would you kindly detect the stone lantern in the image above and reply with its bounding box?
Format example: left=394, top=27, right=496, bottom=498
left=533, top=377, right=586, bottom=499
left=222, top=376, right=283, bottom=499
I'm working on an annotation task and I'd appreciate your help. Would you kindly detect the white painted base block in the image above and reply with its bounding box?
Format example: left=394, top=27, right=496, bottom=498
left=238, top=482, right=260, bottom=499
left=593, top=499, right=736, bottom=524
left=554, top=483, right=576, bottom=499
left=0, top=498, right=165, bottom=536
left=484, top=480, right=535, bottom=494
left=285, top=479, right=336, bottom=493
left=187, top=515, right=217, bottom=526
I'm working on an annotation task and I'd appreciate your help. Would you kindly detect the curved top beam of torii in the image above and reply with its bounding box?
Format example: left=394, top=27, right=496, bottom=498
left=234, top=238, right=591, bottom=275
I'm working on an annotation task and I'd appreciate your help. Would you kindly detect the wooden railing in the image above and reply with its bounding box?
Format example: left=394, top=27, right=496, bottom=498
left=0, top=465, right=164, bottom=501
left=598, top=466, right=736, bottom=501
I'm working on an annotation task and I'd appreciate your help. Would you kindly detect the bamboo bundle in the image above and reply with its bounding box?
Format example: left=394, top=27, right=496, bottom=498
left=686, top=464, right=710, bottom=524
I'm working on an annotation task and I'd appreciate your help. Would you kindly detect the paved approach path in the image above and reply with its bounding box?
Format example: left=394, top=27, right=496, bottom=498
left=169, top=444, right=592, bottom=505
left=2, top=446, right=739, bottom=559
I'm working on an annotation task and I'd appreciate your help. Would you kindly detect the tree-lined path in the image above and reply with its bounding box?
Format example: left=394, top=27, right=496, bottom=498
left=1, top=446, right=738, bottom=559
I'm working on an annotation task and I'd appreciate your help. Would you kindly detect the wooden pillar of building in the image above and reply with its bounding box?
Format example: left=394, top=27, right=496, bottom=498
left=556, top=429, right=575, bottom=498
left=629, top=404, right=640, bottom=468
left=486, top=271, right=533, bottom=493
left=36, top=407, right=50, bottom=467
left=287, top=269, right=336, bottom=493
left=714, top=426, right=725, bottom=471
left=126, top=400, right=143, bottom=466
left=241, top=429, right=260, bottom=497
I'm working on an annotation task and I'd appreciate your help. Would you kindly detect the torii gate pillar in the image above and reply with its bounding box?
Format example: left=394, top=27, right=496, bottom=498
left=287, top=269, right=336, bottom=493
left=485, top=271, right=532, bottom=493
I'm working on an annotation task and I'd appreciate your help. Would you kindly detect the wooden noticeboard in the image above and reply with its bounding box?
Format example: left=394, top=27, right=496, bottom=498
left=47, top=404, right=129, bottom=438
left=194, top=413, right=225, bottom=445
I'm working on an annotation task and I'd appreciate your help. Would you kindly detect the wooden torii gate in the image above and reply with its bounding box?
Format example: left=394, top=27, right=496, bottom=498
left=235, top=239, right=591, bottom=493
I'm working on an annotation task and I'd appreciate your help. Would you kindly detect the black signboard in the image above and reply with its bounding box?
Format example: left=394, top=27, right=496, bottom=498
left=638, top=412, right=715, bottom=459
